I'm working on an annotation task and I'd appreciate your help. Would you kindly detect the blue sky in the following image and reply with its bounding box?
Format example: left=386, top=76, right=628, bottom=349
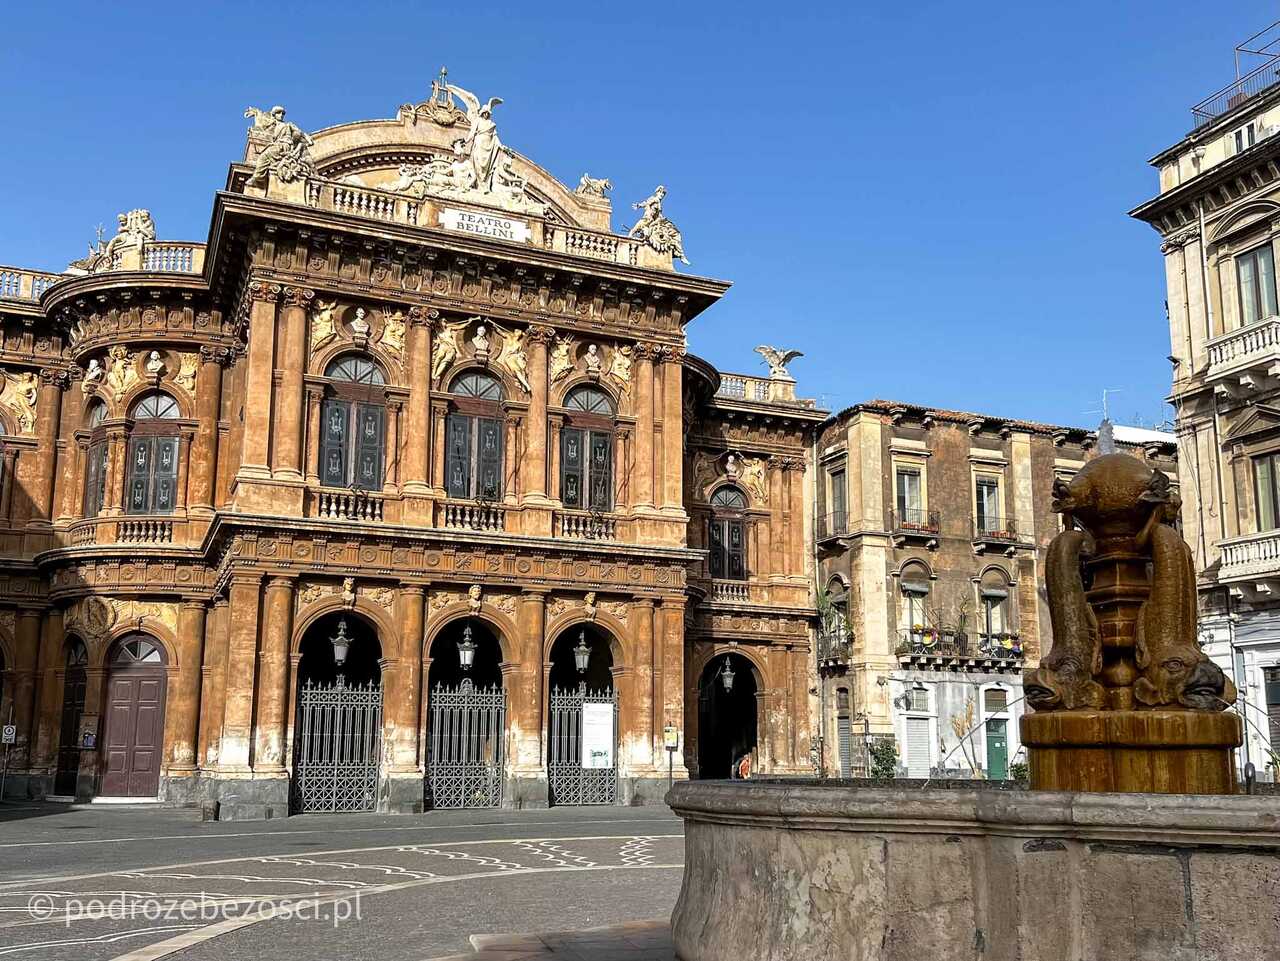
left=1, top=1, right=1275, bottom=428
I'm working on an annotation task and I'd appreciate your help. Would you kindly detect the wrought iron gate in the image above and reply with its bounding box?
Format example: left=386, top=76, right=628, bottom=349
left=426, top=679, right=506, bottom=809
left=291, top=679, right=383, bottom=814
left=548, top=685, right=618, bottom=806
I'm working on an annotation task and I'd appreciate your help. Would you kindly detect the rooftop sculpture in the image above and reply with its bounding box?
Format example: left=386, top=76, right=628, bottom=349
left=1021, top=451, right=1242, bottom=793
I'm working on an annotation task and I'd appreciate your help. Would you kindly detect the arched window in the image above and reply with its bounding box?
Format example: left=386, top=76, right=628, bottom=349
left=445, top=371, right=504, bottom=500
left=112, top=636, right=165, bottom=664
left=979, top=568, right=1014, bottom=649
left=83, top=400, right=109, bottom=517
left=126, top=392, right=180, bottom=515
left=560, top=386, right=615, bottom=511
left=320, top=355, right=386, bottom=491
left=709, top=486, right=748, bottom=580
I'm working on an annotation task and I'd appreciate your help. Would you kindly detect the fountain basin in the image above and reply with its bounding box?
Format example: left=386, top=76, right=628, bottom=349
left=668, top=780, right=1280, bottom=961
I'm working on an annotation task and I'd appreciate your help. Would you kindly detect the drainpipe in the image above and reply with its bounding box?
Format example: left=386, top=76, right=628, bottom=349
left=812, top=424, right=826, bottom=776
left=1199, top=200, right=1214, bottom=342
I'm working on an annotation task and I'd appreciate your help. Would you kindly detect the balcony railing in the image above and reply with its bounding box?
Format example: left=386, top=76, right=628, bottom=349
left=891, top=508, right=940, bottom=542
left=0, top=266, right=62, bottom=301
left=1192, top=55, right=1280, bottom=128
left=554, top=509, right=618, bottom=541
left=1206, top=318, right=1280, bottom=382
left=1219, top=529, right=1280, bottom=582
left=440, top=499, right=505, bottom=532
left=895, top=630, right=1024, bottom=661
left=818, top=510, right=848, bottom=541
left=117, top=519, right=174, bottom=544
left=818, top=630, right=852, bottom=668
left=717, top=374, right=770, bottom=401
left=710, top=580, right=752, bottom=603
left=313, top=488, right=385, bottom=522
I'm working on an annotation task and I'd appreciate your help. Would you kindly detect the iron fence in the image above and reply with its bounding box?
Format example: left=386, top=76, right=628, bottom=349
left=974, top=515, right=1018, bottom=540
left=548, top=685, right=618, bottom=806
left=1192, top=59, right=1280, bottom=128
left=818, top=510, right=848, bottom=540
left=426, top=679, right=506, bottom=809
left=291, top=679, right=383, bottom=814
left=891, top=508, right=940, bottom=534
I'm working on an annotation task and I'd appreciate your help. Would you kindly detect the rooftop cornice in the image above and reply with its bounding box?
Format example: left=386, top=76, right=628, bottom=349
left=1131, top=129, right=1280, bottom=228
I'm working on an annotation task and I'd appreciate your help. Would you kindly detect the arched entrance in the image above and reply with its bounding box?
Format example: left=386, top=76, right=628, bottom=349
left=697, top=652, right=758, bottom=780
left=53, top=638, right=88, bottom=798
left=291, top=613, right=383, bottom=814
left=426, top=617, right=506, bottom=809
left=548, top=624, right=617, bottom=806
left=100, top=634, right=168, bottom=798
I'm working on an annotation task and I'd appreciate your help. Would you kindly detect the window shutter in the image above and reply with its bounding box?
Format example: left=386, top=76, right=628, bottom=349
left=837, top=716, right=852, bottom=777
left=477, top=417, right=503, bottom=499
left=905, top=718, right=930, bottom=778
left=151, top=437, right=179, bottom=513
left=445, top=414, right=472, bottom=499
left=320, top=399, right=350, bottom=487
left=727, top=519, right=746, bottom=579
left=708, top=520, right=726, bottom=578
left=126, top=437, right=152, bottom=514
left=589, top=431, right=613, bottom=511
left=354, top=403, right=385, bottom=491
left=561, top=427, right=584, bottom=508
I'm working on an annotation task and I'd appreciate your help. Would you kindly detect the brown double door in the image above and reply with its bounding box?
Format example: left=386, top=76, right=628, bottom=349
left=100, top=667, right=167, bottom=798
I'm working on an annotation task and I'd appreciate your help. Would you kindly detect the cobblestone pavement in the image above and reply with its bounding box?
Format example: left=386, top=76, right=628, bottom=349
left=0, top=803, right=683, bottom=960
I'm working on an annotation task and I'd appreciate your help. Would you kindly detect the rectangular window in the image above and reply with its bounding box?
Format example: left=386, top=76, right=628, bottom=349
left=320, top=399, right=350, bottom=487
left=476, top=417, right=503, bottom=499
left=561, top=428, right=614, bottom=511
left=1237, top=243, right=1278, bottom=326
left=896, top=467, right=922, bottom=524
left=83, top=440, right=108, bottom=517
left=1235, top=122, right=1257, bottom=154
left=561, top=428, right=584, bottom=508
left=983, top=595, right=1007, bottom=636
left=125, top=436, right=178, bottom=515
left=829, top=467, right=846, bottom=530
left=983, top=688, right=1008, bottom=713
left=1255, top=453, right=1280, bottom=532
left=445, top=414, right=472, bottom=499
left=907, top=687, right=929, bottom=713
left=976, top=476, right=1001, bottom=534
left=709, top=518, right=747, bottom=580
left=354, top=403, right=384, bottom=491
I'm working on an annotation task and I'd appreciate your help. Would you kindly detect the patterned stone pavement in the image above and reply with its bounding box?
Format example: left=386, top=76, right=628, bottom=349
left=0, top=807, right=684, bottom=961
left=436, top=921, right=674, bottom=960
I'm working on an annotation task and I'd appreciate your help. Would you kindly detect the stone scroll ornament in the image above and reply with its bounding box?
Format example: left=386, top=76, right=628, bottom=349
left=1024, top=454, right=1236, bottom=713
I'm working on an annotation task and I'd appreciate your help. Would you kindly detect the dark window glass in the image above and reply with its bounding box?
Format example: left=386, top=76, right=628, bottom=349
left=445, top=372, right=505, bottom=501
left=318, top=356, right=386, bottom=490
left=325, top=355, right=385, bottom=385
left=976, top=477, right=1000, bottom=533
left=561, top=428, right=613, bottom=510
left=709, top=485, right=748, bottom=580
left=1255, top=453, right=1280, bottom=532
left=829, top=468, right=846, bottom=522
left=124, top=393, right=180, bottom=515
left=83, top=440, right=108, bottom=517
left=1238, top=243, right=1278, bottom=326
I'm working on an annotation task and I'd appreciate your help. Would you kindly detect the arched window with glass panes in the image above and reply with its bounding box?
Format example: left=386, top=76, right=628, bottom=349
left=83, top=400, right=109, bottom=517
left=560, top=385, right=615, bottom=511
left=709, top=486, right=749, bottom=580
left=319, top=355, right=386, bottom=491
left=446, top=371, right=504, bottom=500
left=125, top=393, right=180, bottom=514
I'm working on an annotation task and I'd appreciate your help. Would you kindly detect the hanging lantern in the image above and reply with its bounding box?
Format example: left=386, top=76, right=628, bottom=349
left=573, top=630, right=591, bottom=674
left=330, top=618, right=352, bottom=668
left=720, top=657, right=736, bottom=693
left=457, top=623, right=477, bottom=672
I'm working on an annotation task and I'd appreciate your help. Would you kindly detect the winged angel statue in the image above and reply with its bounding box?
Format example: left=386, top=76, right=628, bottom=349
left=755, top=345, right=803, bottom=379
left=446, top=83, right=504, bottom=192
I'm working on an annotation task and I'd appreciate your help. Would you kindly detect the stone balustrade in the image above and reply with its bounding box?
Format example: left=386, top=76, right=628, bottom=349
left=1206, top=318, right=1280, bottom=381
left=710, top=580, right=752, bottom=603
left=142, top=242, right=205, bottom=273
left=117, top=518, right=174, bottom=544
left=312, top=488, right=385, bottom=522
left=1218, top=529, right=1280, bottom=581
left=715, top=372, right=815, bottom=408
left=0, top=265, right=61, bottom=301
left=440, top=499, right=505, bottom=532
left=554, top=510, right=618, bottom=541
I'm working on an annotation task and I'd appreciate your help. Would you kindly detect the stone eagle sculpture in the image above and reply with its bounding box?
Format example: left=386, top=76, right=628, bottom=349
left=755, top=346, right=803, bottom=379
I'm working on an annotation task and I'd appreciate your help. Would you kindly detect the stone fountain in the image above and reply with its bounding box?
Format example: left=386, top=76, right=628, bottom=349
left=668, top=453, right=1277, bottom=961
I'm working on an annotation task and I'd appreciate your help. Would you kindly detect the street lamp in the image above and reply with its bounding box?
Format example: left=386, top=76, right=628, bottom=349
left=720, top=657, right=735, bottom=694
left=457, top=623, right=477, bottom=673
left=330, top=618, right=352, bottom=669
left=573, top=630, right=591, bottom=675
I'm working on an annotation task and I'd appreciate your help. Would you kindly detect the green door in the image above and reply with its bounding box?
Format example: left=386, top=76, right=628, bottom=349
left=985, top=719, right=1008, bottom=779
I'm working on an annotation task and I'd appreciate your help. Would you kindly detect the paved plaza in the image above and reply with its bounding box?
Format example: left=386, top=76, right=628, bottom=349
left=0, top=803, right=683, bottom=960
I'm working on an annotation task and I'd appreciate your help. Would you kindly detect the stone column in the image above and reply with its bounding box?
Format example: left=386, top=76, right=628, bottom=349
left=402, top=308, right=434, bottom=494
left=522, top=325, right=554, bottom=504
left=219, top=574, right=262, bottom=772
left=659, top=598, right=688, bottom=776
left=168, top=601, right=207, bottom=775
left=0, top=449, right=17, bottom=522
left=237, top=282, right=280, bottom=478
left=386, top=399, right=403, bottom=490
left=769, top=459, right=786, bottom=576
left=513, top=591, right=547, bottom=793
left=188, top=346, right=227, bottom=512
left=253, top=576, right=293, bottom=772
left=53, top=379, right=84, bottom=524
left=197, top=597, right=230, bottom=769
left=548, top=414, right=564, bottom=503
left=503, top=411, right=520, bottom=505
left=660, top=349, right=686, bottom=512
left=273, top=286, right=311, bottom=480
left=633, top=343, right=656, bottom=510
left=629, top=599, right=656, bottom=770
left=785, top=458, right=804, bottom=579
left=387, top=587, right=424, bottom=771
left=10, top=609, right=42, bottom=769
left=31, top=610, right=64, bottom=772
left=106, top=428, right=128, bottom=515
left=15, top=370, right=67, bottom=527
left=174, top=431, right=194, bottom=512
left=615, top=427, right=631, bottom=512
left=430, top=399, right=449, bottom=492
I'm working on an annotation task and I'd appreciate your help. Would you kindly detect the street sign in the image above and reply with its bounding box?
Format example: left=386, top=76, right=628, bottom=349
left=0, top=726, right=14, bottom=746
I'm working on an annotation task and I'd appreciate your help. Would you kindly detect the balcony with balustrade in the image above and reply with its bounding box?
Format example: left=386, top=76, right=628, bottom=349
left=972, top=515, right=1021, bottom=555
left=306, top=488, right=386, bottom=523
left=817, top=510, right=848, bottom=544
left=553, top=509, right=619, bottom=542
left=66, top=516, right=187, bottom=548
left=1205, top=318, right=1280, bottom=392
left=437, top=498, right=507, bottom=533
left=714, top=372, right=818, bottom=409
left=1218, top=529, right=1280, bottom=585
left=817, top=629, right=852, bottom=671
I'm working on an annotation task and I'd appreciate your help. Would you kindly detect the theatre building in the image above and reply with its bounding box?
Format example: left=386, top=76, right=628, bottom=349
left=0, top=78, right=822, bottom=816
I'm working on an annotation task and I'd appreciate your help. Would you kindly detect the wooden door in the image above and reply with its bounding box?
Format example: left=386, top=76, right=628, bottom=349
left=100, top=637, right=167, bottom=798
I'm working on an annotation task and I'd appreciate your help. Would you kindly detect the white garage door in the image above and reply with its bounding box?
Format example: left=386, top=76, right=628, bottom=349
left=905, top=717, right=931, bottom=778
